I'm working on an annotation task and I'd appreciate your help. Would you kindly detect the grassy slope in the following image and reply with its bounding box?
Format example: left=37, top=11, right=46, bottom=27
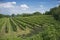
left=0, top=15, right=60, bottom=40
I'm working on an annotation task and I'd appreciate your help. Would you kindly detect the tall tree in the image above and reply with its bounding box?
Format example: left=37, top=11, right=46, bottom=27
left=45, top=5, right=60, bottom=20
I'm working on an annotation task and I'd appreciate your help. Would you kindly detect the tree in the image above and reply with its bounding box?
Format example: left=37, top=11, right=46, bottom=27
left=53, top=5, right=60, bottom=20
left=45, top=5, right=60, bottom=21
left=11, top=14, right=15, bottom=17
left=33, top=12, right=42, bottom=15
left=21, top=13, right=32, bottom=17
left=45, top=11, right=50, bottom=15
left=0, top=14, right=4, bottom=18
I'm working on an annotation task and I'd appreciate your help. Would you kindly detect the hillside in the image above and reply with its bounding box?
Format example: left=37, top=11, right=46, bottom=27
left=0, top=15, right=60, bottom=40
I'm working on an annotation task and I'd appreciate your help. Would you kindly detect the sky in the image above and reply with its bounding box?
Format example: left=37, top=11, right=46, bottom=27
left=0, top=0, right=60, bottom=15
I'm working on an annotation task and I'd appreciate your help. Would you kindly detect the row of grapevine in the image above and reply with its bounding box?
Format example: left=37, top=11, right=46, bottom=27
left=0, top=15, right=60, bottom=40
left=13, top=18, right=34, bottom=29
left=9, top=18, right=17, bottom=32
left=13, top=15, right=60, bottom=40
left=12, top=18, right=26, bottom=30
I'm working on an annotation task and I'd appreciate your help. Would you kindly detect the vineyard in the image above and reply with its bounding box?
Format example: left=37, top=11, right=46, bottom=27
left=0, top=15, right=60, bottom=40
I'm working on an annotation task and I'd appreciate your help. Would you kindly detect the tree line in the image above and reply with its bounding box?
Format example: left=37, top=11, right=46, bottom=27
left=0, top=12, right=42, bottom=18
left=0, top=5, right=60, bottom=21
left=45, top=5, right=60, bottom=20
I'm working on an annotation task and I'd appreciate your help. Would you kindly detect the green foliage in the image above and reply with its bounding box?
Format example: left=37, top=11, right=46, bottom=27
left=9, top=18, right=17, bottom=31
left=52, top=5, right=60, bottom=20
left=33, top=12, right=42, bottom=15
left=16, top=12, right=42, bottom=17
left=0, top=14, right=10, bottom=18
left=44, top=11, right=50, bottom=15
left=21, top=13, right=32, bottom=17
left=0, top=15, right=60, bottom=40
left=11, top=14, right=15, bottom=17
left=0, top=14, right=4, bottom=18
left=45, top=5, right=60, bottom=21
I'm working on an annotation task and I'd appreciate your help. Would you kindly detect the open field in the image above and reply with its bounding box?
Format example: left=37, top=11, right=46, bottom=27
left=0, top=15, right=60, bottom=40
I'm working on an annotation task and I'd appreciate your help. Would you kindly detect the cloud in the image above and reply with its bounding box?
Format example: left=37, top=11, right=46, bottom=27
left=40, top=5, right=44, bottom=8
left=0, top=2, right=16, bottom=8
left=11, top=2, right=16, bottom=4
left=20, top=4, right=29, bottom=10
left=39, top=5, right=46, bottom=13
left=56, top=4, right=59, bottom=7
left=0, top=2, right=30, bottom=15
